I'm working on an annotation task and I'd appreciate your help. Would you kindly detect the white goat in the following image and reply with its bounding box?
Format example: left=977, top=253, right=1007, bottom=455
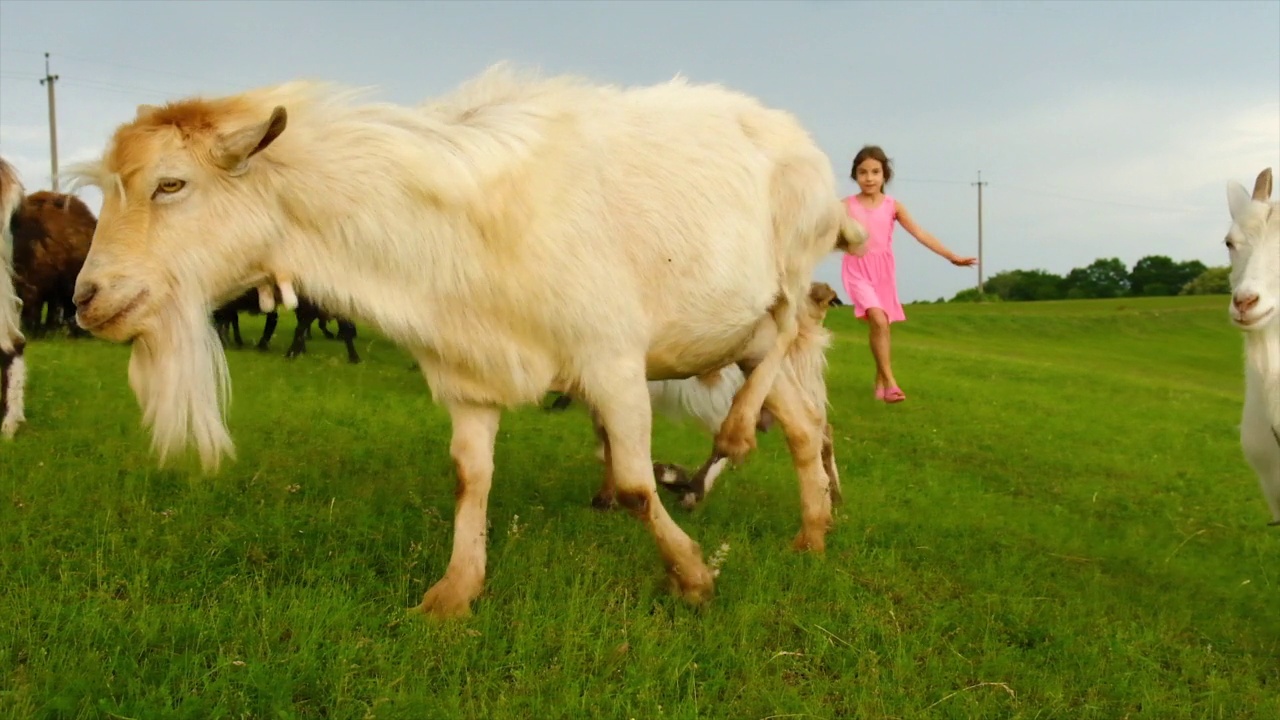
left=65, top=64, right=866, bottom=619
left=1225, top=166, right=1280, bottom=525
left=0, top=156, right=27, bottom=439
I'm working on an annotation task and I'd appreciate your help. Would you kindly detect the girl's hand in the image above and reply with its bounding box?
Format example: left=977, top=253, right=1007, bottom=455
left=949, top=255, right=978, bottom=267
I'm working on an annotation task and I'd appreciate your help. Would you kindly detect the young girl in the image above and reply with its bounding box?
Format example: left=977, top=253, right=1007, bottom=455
left=841, top=145, right=976, bottom=404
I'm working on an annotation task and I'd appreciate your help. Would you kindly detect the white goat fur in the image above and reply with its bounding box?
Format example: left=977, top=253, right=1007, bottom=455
left=65, top=63, right=867, bottom=618
left=1224, top=167, right=1280, bottom=525
left=648, top=365, right=747, bottom=439
left=0, top=156, right=27, bottom=439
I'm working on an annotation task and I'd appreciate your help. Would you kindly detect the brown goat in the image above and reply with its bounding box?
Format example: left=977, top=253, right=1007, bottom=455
left=10, top=191, right=96, bottom=337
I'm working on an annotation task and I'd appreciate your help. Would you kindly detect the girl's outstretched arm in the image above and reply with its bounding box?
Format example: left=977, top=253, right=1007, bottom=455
left=895, top=200, right=978, bottom=267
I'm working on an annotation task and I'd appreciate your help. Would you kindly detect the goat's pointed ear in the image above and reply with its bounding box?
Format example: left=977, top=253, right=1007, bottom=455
left=1251, top=167, right=1274, bottom=202
left=216, top=106, right=287, bottom=176
left=1227, top=180, right=1252, bottom=221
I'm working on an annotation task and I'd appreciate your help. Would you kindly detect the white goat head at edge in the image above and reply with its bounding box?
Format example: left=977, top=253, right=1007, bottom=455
left=1225, top=167, right=1278, bottom=332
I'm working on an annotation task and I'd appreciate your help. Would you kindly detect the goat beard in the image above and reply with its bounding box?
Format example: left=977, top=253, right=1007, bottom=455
left=128, top=299, right=235, bottom=473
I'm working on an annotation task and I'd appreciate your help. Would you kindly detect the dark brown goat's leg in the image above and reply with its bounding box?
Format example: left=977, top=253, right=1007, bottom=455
left=337, top=320, right=360, bottom=364
left=257, top=311, right=278, bottom=351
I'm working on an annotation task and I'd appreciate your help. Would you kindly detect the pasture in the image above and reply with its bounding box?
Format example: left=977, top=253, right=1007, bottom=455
left=1, top=294, right=1276, bottom=719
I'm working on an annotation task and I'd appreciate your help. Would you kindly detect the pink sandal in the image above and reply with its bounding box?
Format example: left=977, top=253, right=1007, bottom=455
left=882, top=387, right=906, bottom=403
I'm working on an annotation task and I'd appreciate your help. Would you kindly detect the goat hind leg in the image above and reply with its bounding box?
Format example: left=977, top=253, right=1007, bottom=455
left=412, top=401, right=501, bottom=619
left=764, top=368, right=833, bottom=552
left=584, top=361, right=714, bottom=604
left=822, top=422, right=843, bottom=506
left=715, top=297, right=800, bottom=464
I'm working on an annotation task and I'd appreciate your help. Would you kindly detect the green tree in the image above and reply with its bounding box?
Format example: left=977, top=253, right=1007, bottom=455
left=1180, top=266, right=1232, bottom=295
left=1130, top=255, right=1208, bottom=297
left=949, top=287, right=1002, bottom=303
left=980, top=269, right=1065, bottom=302
left=1061, top=258, right=1130, bottom=299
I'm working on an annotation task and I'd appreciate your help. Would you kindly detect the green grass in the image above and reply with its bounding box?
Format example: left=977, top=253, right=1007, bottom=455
left=2, top=294, right=1276, bottom=719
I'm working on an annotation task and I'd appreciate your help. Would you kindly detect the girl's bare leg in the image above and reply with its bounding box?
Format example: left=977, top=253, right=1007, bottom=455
left=864, top=308, right=899, bottom=392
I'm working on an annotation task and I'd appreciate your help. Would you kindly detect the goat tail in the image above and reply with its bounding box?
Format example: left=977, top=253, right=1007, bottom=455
left=833, top=203, right=869, bottom=257
left=647, top=365, right=746, bottom=437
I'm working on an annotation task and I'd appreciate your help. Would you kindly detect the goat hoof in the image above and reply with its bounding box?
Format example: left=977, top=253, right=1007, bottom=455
left=654, top=463, right=692, bottom=491
left=590, top=491, right=617, bottom=511
left=666, top=555, right=715, bottom=606
left=791, top=527, right=827, bottom=554
left=713, top=416, right=758, bottom=465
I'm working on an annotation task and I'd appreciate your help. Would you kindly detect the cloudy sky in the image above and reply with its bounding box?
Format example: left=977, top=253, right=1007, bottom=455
left=1, top=0, right=1276, bottom=304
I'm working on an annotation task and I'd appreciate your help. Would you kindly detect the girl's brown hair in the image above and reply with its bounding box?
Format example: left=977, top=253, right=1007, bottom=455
left=851, top=145, right=893, bottom=186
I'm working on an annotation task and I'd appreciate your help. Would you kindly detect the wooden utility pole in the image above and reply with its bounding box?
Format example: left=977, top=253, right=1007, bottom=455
left=39, top=52, right=60, bottom=192
left=972, top=170, right=987, bottom=294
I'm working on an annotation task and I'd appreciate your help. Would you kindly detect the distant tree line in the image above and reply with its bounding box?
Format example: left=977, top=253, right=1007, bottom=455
left=939, top=255, right=1230, bottom=304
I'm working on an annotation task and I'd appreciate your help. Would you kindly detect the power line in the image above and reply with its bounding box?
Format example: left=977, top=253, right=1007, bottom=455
left=58, top=78, right=181, bottom=100
left=0, top=46, right=249, bottom=91
left=998, top=184, right=1190, bottom=213
left=894, top=177, right=973, bottom=186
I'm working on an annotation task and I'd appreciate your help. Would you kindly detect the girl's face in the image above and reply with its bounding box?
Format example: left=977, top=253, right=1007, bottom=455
left=855, top=159, right=885, bottom=194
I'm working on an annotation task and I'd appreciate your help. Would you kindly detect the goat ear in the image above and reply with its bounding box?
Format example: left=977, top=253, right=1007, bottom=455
left=1251, top=167, right=1274, bottom=202
left=1227, top=180, right=1252, bottom=221
left=216, top=106, right=288, bottom=176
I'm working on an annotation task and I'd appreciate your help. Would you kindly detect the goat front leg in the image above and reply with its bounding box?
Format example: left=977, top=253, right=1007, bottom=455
left=584, top=360, right=714, bottom=604
left=411, top=401, right=502, bottom=619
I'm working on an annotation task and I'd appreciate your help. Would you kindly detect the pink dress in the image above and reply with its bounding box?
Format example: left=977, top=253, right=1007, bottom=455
left=840, top=193, right=906, bottom=323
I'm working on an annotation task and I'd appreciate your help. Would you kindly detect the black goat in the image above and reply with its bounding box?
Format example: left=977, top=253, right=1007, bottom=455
left=212, top=289, right=361, bottom=364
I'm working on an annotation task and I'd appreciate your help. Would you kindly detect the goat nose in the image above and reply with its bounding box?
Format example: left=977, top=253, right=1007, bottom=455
left=1233, top=293, right=1259, bottom=313
left=73, top=282, right=99, bottom=310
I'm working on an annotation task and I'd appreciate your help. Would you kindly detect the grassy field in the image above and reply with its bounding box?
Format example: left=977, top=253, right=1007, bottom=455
left=1, top=294, right=1276, bottom=719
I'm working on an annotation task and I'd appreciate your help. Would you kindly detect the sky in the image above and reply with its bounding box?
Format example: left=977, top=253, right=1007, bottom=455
left=1, top=0, right=1277, bottom=305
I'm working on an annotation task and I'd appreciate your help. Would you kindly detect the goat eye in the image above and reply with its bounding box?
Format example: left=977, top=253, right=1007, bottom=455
left=155, top=179, right=186, bottom=195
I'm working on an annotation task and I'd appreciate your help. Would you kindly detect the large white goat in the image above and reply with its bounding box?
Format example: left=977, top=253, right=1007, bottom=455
left=65, top=64, right=866, bottom=619
left=0, top=156, right=27, bottom=439
left=1224, top=167, right=1280, bottom=525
